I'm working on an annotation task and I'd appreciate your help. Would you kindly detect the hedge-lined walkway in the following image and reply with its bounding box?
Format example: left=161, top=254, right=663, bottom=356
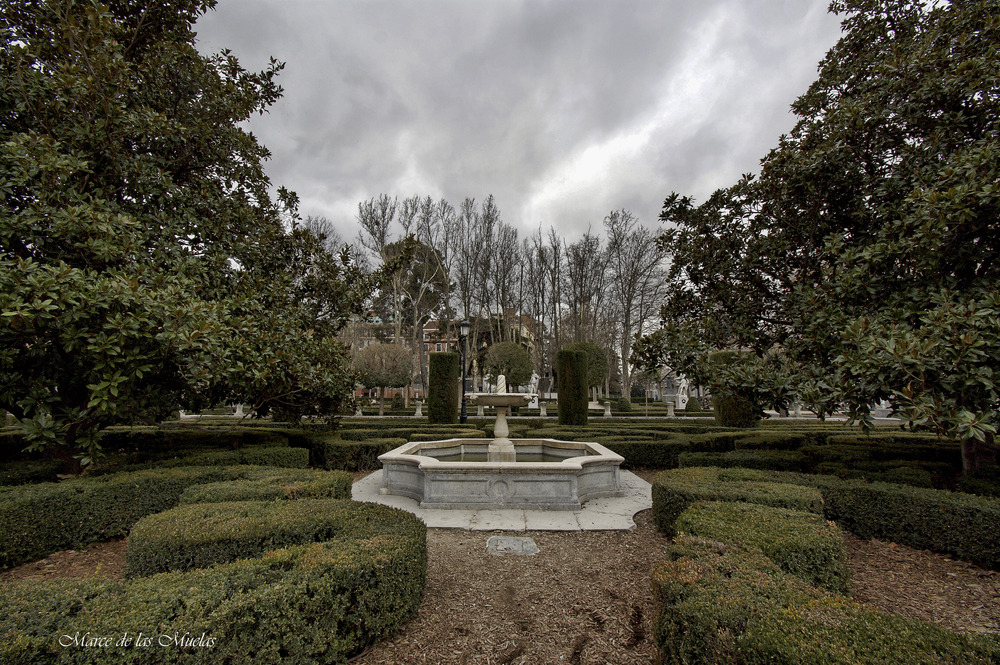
left=2, top=507, right=997, bottom=663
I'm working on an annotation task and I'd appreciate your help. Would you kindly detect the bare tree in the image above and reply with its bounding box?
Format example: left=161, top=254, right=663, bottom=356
left=403, top=196, right=454, bottom=396
left=489, top=222, right=520, bottom=341
left=301, top=215, right=344, bottom=256
left=563, top=229, right=609, bottom=344
left=357, top=194, right=403, bottom=343
left=545, top=226, right=563, bottom=360
left=452, top=197, right=479, bottom=326
left=605, top=209, right=668, bottom=399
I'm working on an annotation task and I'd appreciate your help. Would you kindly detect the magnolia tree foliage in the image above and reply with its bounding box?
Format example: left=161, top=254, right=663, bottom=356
left=646, top=0, right=1000, bottom=470
left=352, top=343, right=413, bottom=416
left=0, top=0, right=379, bottom=468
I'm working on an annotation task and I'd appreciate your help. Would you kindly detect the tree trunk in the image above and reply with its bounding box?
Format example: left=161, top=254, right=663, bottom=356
left=961, top=433, right=997, bottom=473
left=378, top=387, right=385, bottom=417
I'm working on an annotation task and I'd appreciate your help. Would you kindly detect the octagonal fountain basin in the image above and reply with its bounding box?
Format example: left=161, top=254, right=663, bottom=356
left=377, top=438, right=625, bottom=511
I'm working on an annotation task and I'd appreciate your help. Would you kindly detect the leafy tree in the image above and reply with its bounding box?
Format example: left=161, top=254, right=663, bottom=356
left=352, top=343, right=412, bottom=416
left=483, top=341, right=533, bottom=389
left=0, top=0, right=376, bottom=470
left=651, top=0, right=1000, bottom=470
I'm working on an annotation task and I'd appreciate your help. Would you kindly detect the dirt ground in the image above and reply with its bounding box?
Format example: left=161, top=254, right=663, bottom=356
left=3, top=475, right=998, bottom=664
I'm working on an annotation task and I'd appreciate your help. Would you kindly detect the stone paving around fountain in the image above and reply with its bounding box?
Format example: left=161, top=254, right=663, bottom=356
left=352, top=469, right=651, bottom=531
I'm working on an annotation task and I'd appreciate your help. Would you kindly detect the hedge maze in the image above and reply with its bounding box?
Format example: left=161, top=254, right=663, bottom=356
left=1, top=415, right=999, bottom=663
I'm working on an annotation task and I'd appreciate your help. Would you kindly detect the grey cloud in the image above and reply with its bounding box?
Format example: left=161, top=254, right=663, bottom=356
left=195, top=0, right=843, bottom=241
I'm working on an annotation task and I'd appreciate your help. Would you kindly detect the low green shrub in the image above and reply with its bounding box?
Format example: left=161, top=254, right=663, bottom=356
left=651, top=467, right=824, bottom=536
left=0, top=465, right=334, bottom=570
left=679, top=449, right=807, bottom=472
left=681, top=397, right=703, bottom=413
left=675, top=501, right=850, bottom=593
left=668, top=467, right=1000, bottom=570
left=409, top=429, right=484, bottom=442
left=652, top=536, right=998, bottom=665
left=0, top=466, right=234, bottom=569
left=598, top=438, right=689, bottom=469
left=713, top=394, right=760, bottom=428
left=957, top=465, right=1000, bottom=497
left=823, top=480, right=1000, bottom=569
left=317, top=437, right=407, bottom=471
left=813, top=460, right=943, bottom=487
left=338, top=427, right=393, bottom=441
left=178, top=468, right=353, bottom=505
left=733, top=431, right=808, bottom=450
left=0, top=459, right=63, bottom=485
left=126, top=499, right=412, bottom=578
left=801, top=441, right=959, bottom=468
left=1, top=505, right=427, bottom=664
left=874, top=465, right=937, bottom=488
left=174, top=446, right=309, bottom=469
left=685, top=432, right=743, bottom=452
left=97, top=427, right=292, bottom=452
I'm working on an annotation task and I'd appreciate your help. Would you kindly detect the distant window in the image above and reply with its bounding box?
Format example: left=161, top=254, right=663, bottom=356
left=424, top=343, right=429, bottom=351
left=435, top=343, right=442, bottom=352
left=423, top=333, right=429, bottom=340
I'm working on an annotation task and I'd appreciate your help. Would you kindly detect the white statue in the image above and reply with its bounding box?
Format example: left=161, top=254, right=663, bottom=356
left=676, top=377, right=690, bottom=410
left=528, top=372, right=539, bottom=395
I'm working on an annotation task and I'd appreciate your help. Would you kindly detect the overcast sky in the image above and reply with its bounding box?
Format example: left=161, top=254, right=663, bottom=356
left=194, top=1, right=845, bottom=243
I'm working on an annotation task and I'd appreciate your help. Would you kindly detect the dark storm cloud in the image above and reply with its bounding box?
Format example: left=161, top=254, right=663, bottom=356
left=195, top=0, right=844, bottom=240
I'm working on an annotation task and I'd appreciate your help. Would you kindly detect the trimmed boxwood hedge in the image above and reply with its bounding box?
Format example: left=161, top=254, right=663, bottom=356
left=178, top=468, right=353, bottom=505
left=338, top=426, right=484, bottom=442
left=822, top=480, right=1000, bottom=570
left=0, top=466, right=225, bottom=569
left=652, top=536, right=999, bottom=665
left=0, top=459, right=64, bottom=485
left=0, top=504, right=427, bottom=664
left=599, top=439, right=690, bottom=470
left=712, top=394, right=760, bottom=428
left=675, top=501, right=850, bottom=593
left=0, top=464, right=315, bottom=570
left=314, top=437, right=407, bottom=471
left=126, top=499, right=412, bottom=578
left=169, top=445, right=309, bottom=469
left=679, top=449, right=808, bottom=472
left=654, top=467, right=1000, bottom=570
left=651, top=467, right=824, bottom=536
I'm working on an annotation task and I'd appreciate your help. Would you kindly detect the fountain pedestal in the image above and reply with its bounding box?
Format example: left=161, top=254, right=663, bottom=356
left=488, top=404, right=518, bottom=462
left=468, top=392, right=533, bottom=462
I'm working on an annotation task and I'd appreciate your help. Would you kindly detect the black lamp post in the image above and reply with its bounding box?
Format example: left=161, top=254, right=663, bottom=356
left=459, top=319, right=470, bottom=424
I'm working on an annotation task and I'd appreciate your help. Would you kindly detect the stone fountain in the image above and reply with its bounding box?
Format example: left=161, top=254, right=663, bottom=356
left=378, top=375, right=624, bottom=510
left=467, top=374, right=532, bottom=463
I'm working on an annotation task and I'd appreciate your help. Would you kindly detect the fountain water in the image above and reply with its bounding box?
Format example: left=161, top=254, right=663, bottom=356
left=378, top=375, right=624, bottom=510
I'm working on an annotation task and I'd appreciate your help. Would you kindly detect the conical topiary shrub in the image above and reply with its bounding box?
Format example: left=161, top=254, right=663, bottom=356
left=428, top=352, right=460, bottom=424
left=557, top=349, right=588, bottom=426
